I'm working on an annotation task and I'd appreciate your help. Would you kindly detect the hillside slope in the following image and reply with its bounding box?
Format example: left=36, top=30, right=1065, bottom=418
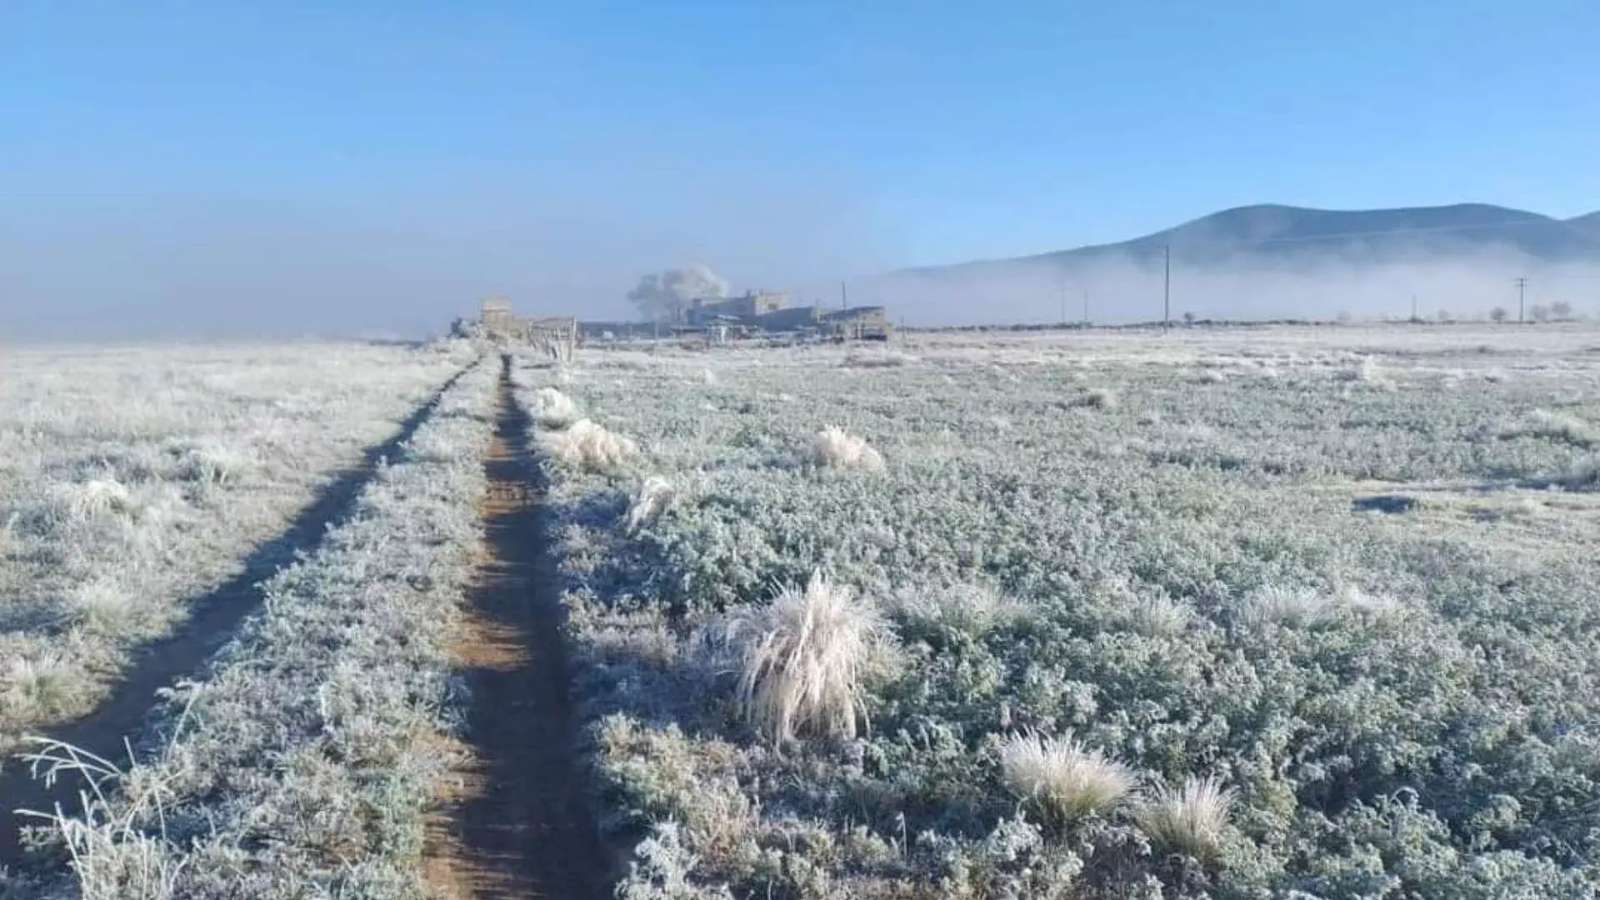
left=910, top=203, right=1600, bottom=276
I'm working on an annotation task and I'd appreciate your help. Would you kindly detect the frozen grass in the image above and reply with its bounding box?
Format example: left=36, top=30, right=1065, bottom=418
left=0, top=342, right=463, bottom=757
left=730, top=571, right=888, bottom=745
left=1134, top=776, right=1235, bottom=863
left=519, top=325, right=1600, bottom=898
left=11, top=358, right=497, bottom=895
left=1000, top=731, right=1134, bottom=824
left=539, top=419, right=639, bottom=472
left=810, top=426, right=884, bottom=472
left=2, top=652, right=85, bottom=722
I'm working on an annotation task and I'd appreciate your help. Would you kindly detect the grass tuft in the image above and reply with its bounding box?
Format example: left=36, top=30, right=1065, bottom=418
left=1134, top=775, right=1234, bottom=862
left=1000, top=731, right=1134, bottom=824
left=625, top=476, right=676, bottom=533
left=811, top=426, right=884, bottom=472
left=539, top=419, right=639, bottom=472
left=532, top=387, right=580, bottom=428
left=731, top=571, right=888, bottom=745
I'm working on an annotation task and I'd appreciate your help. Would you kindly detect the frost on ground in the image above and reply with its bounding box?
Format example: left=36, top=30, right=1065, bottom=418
left=3, top=357, right=497, bottom=899
left=0, top=342, right=470, bottom=759
left=522, top=324, right=1600, bottom=899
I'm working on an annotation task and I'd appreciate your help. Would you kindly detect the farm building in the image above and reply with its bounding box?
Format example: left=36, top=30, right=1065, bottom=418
left=686, top=290, right=789, bottom=325
left=453, top=298, right=578, bottom=360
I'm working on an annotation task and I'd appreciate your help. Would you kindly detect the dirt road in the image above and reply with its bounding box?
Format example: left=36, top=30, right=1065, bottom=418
left=423, top=356, right=609, bottom=899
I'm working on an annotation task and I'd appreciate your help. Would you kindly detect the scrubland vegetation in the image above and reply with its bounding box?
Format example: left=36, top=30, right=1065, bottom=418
left=0, top=342, right=472, bottom=759
left=519, top=325, right=1600, bottom=898
left=2, top=354, right=496, bottom=898
left=7, top=325, right=1600, bottom=899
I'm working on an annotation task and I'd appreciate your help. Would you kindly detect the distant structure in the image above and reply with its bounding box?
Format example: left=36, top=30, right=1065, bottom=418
left=453, top=297, right=577, bottom=361
left=686, top=290, right=788, bottom=325
left=591, top=288, right=889, bottom=343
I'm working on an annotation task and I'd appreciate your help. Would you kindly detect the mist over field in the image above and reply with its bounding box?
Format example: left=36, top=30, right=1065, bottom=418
left=864, top=253, right=1600, bottom=326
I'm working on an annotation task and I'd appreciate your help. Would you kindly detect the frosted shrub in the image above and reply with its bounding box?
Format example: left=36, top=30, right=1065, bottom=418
left=1502, top=409, right=1600, bottom=448
left=1548, top=456, right=1600, bottom=491
left=1135, top=776, right=1234, bottom=862
left=626, top=476, right=676, bottom=534
left=615, top=822, right=732, bottom=900
left=811, top=426, right=884, bottom=473
left=539, top=419, right=638, bottom=472
left=1000, top=731, right=1134, bottom=824
left=1236, top=583, right=1334, bottom=629
left=890, top=583, right=1025, bottom=642
left=732, top=571, right=888, bottom=745
left=532, top=387, right=579, bottom=428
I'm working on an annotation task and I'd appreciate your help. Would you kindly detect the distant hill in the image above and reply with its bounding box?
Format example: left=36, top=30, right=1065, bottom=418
left=907, top=204, right=1600, bottom=277
left=873, top=204, right=1600, bottom=324
left=1568, top=210, right=1600, bottom=238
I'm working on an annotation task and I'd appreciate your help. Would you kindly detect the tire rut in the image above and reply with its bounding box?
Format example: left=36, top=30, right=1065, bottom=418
left=0, top=362, right=476, bottom=866
left=422, top=355, right=608, bottom=899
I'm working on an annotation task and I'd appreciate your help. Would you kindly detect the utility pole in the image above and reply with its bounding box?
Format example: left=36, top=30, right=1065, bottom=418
left=1411, top=293, right=1418, bottom=322
left=840, top=280, right=848, bottom=311
left=1516, top=277, right=1527, bottom=323
left=1163, top=244, right=1171, bottom=331
left=1059, top=279, right=1067, bottom=327
left=1082, top=288, right=1089, bottom=326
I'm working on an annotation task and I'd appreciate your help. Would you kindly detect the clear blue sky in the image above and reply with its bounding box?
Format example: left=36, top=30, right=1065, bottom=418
left=3, top=1, right=1597, bottom=335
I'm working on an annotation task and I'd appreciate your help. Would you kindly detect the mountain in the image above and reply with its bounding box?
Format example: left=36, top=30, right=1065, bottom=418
left=874, top=204, right=1600, bottom=325
left=1569, top=210, right=1600, bottom=237
left=911, top=204, right=1600, bottom=277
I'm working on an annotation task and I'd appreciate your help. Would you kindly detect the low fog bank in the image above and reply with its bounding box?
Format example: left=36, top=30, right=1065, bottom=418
left=860, top=251, right=1600, bottom=326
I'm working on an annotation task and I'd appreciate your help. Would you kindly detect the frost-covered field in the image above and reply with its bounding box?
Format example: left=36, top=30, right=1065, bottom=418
left=4, top=355, right=496, bottom=899
left=522, top=324, right=1600, bottom=898
left=0, top=342, right=470, bottom=756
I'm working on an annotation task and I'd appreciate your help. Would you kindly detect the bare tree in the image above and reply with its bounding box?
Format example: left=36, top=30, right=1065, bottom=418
left=1552, top=301, right=1574, bottom=320
left=1531, top=304, right=1552, bottom=323
left=1490, top=306, right=1508, bottom=323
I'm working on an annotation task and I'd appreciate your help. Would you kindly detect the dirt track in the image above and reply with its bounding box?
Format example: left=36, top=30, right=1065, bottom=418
left=422, top=357, right=608, bottom=899
left=0, top=365, right=471, bottom=867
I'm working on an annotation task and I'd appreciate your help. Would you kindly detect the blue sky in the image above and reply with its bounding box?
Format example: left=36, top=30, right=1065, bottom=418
left=2, top=1, right=1597, bottom=334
